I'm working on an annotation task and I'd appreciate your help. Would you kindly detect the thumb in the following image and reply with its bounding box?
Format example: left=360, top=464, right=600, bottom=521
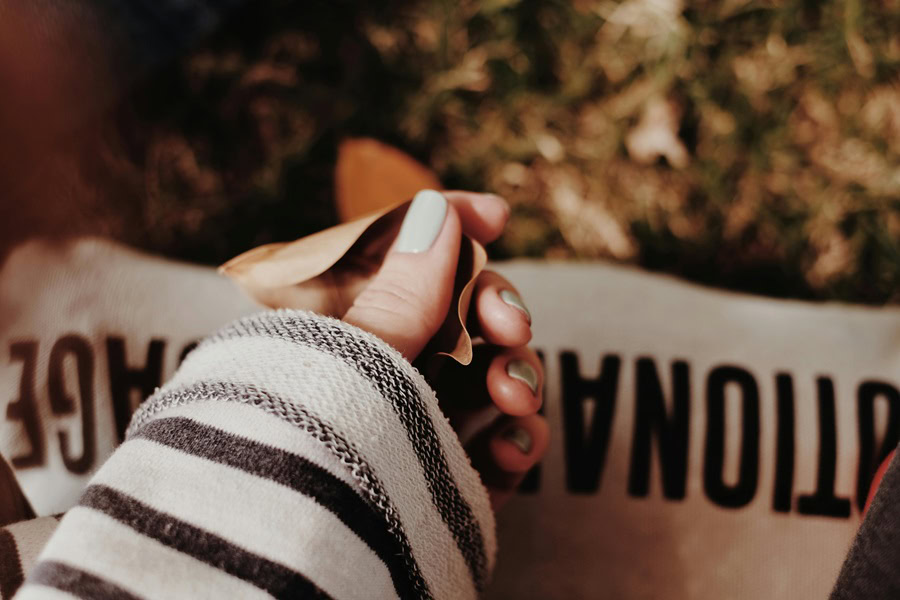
left=343, top=189, right=461, bottom=361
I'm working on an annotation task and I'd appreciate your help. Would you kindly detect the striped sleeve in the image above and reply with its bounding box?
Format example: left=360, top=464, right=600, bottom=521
left=16, top=310, right=496, bottom=600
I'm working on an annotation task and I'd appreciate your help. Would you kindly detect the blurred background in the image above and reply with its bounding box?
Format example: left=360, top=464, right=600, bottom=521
left=5, top=0, right=900, bottom=304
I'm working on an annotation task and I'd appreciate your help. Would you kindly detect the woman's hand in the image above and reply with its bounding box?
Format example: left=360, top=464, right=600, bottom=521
left=344, top=189, right=549, bottom=510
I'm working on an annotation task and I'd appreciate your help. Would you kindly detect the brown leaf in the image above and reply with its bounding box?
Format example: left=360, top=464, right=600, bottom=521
left=335, top=137, right=441, bottom=222
left=221, top=197, right=486, bottom=365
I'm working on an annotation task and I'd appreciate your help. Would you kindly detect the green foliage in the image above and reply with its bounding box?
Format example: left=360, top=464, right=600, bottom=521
left=130, top=0, right=900, bottom=303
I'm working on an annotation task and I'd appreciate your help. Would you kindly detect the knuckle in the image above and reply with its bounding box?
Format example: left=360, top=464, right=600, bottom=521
left=353, top=279, right=441, bottom=332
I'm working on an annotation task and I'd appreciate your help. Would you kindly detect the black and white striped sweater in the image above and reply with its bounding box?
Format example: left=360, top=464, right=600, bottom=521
left=0, top=310, right=497, bottom=599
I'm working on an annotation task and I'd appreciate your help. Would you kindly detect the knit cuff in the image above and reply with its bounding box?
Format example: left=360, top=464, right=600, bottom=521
left=128, top=309, right=497, bottom=600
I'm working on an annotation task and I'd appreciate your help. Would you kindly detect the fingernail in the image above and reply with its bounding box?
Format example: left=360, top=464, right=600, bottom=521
left=506, top=359, right=538, bottom=394
left=502, top=427, right=532, bottom=455
left=395, top=189, right=448, bottom=253
left=499, top=290, right=531, bottom=324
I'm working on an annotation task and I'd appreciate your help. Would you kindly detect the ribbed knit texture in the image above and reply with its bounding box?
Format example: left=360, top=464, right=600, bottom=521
left=3, top=310, right=496, bottom=600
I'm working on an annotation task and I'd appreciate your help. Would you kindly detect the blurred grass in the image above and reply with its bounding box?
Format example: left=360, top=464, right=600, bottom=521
left=122, top=0, right=900, bottom=304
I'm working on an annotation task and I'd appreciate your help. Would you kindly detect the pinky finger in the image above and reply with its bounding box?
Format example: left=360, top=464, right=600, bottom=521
left=466, top=414, right=549, bottom=510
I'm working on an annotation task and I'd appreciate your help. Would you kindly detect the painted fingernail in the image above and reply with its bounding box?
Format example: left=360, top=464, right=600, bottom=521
left=506, top=359, right=538, bottom=394
left=499, top=289, right=531, bottom=324
left=502, top=427, right=533, bottom=455
left=395, top=189, right=448, bottom=253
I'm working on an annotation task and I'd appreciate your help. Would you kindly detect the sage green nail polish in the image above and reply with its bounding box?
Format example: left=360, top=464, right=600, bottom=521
left=507, top=359, right=538, bottom=394
left=502, top=427, right=532, bottom=454
left=395, top=189, right=448, bottom=253
left=499, top=290, right=531, bottom=324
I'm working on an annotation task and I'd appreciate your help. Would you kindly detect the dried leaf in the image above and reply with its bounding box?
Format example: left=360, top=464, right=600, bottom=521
left=625, top=96, right=689, bottom=168
left=335, top=137, right=442, bottom=222
left=220, top=197, right=486, bottom=364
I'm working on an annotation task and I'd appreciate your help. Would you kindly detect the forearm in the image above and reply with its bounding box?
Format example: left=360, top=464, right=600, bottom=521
left=13, top=310, right=495, bottom=600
